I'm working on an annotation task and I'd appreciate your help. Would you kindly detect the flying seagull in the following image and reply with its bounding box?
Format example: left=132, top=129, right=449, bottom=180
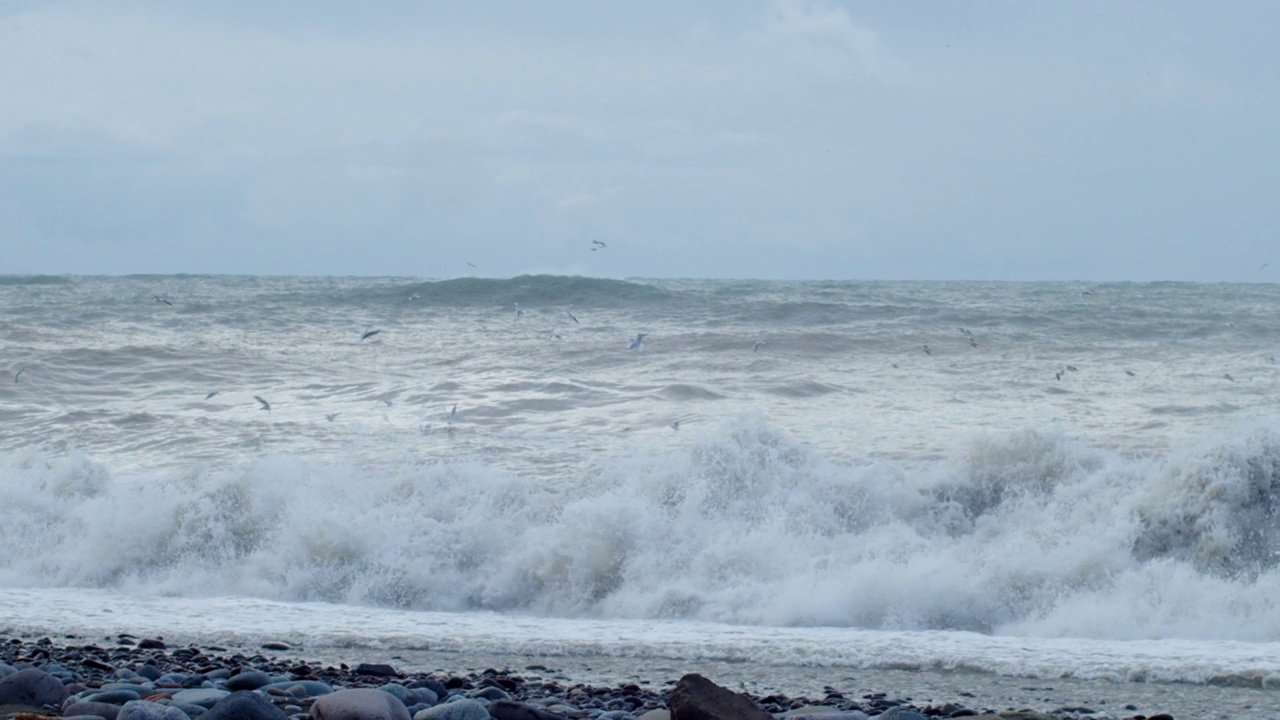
left=922, top=344, right=932, bottom=356
left=325, top=413, right=340, bottom=422
left=670, top=420, right=680, bottom=431
left=447, top=404, right=458, bottom=424
left=254, top=396, right=271, bottom=412
left=468, top=261, right=477, bottom=269
left=205, top=391, right=219, bottom=400
left=1224, top=373, right=1235, bottom=382
left=1066, top=365, right=1078, bottom=372
left=567, top=310, right=579, bottom=324
left=628, top=333, right=647, bottom=351
left=958, top=327, right=973, bottom=337
left=14, top=368, right=24, bottom=383
left=968, top=337, right=977, bottom=348
left=1055, top=370, right=1064, bottom=381
left=591, top=240, right=607, bottom=249
left=409, top=293, right=420, bottom=301
left=753, top=341, right=767, bottom=353
left=1124, top=370, right=1136, bottom=377
left=154, top=296, right=173, bottom=306
left=514, top=303, right=524, bottom=318
left=361, top=329, right=382, bottom=342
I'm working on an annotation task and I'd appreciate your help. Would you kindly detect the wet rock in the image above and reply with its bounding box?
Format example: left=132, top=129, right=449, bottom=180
left=667, top=674, right=771, bottom=720
left=118, top=699, right=192, bottom=720
left=0, top=668, right=70, bottom=708
left=411, top=698, right=489, bottom=720
left=63, top=700, right=127, bottom=720
left=225, top=671, right=274, bottom=692
left=310, top=688, right=410, bottom=720
left=202, top=691, right=288, bottom=720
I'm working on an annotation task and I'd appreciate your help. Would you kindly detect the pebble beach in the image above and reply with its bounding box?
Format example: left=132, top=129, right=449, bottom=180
left=0, top=634, right=1208, bottom=720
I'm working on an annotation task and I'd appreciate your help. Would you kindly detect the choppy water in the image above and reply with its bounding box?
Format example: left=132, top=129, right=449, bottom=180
left=4, top=275, right=1280, bottom=714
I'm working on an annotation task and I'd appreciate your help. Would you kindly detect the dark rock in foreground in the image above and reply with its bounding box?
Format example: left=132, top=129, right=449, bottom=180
left=668, top=673, right=771, bottom=720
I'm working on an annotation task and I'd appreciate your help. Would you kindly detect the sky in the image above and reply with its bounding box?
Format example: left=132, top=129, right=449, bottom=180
left=1, top=0, right=1277, bottom=281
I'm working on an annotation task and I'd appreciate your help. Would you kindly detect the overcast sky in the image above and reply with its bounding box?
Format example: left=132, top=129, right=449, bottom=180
left=2, top=1, right=1277, bottom=280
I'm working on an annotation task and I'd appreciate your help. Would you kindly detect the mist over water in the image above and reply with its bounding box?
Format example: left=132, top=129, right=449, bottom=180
left=3, top=275, right=1280, bottom=689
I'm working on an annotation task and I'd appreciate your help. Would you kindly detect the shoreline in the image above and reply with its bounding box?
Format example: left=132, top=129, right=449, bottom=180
left=0, top=633, right=1243, bottom=720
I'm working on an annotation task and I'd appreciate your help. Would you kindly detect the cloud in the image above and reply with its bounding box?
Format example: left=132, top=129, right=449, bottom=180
left=759, top=0, right=906, bottom=82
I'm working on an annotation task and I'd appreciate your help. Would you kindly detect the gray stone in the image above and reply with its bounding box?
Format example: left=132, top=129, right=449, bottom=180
left=225, top=671, right=274, bottom=692
left=872, top=710, right=926, bottom=720
left=136, top=666, right=163, bottom=682
left=411, top=698, right=489, bottom=720
left=119, top=699, right=192, bottom=720
left=65, top=700, right=128, bottom=720
left=0, top=667, right=70, bottom=708
left=310, top=689, right=410, bottom=720
left=635, top=711, right=669, bottom=720
left=354, top=664, right=400, bottom=679
left=784, top=713, right=868, bottom=720
left=486, top=700, right=569, bottom=720
left=172, top=689, right=232, bottom=709
left=202, top=692, right=288, bottom=720
left=85, top=689, right=145, bottom=704
left=667, top=673, right=771, bottom=720
left=466, top=686, right=509, bottom=702
left=264, top=681, right=334, bottom=697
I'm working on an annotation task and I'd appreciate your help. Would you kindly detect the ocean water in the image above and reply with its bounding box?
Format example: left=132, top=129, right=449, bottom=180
left=3, top=275, right=1280, bottom=716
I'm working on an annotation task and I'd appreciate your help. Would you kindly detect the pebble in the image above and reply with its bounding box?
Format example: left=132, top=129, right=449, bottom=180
left=0, top=635, right=1181, bottom=720
left=310, top=688, right=410, bottom=720
left=118, top=699, right=192, bottom=720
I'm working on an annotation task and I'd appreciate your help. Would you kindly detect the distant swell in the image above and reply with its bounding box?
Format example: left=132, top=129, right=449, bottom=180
left=4, top=416, right=1280, bottom=643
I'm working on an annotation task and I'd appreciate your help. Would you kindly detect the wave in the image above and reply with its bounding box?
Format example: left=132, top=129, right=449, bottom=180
left=3, top=417, right=1280, bottom=642
left=376, top=275, right=679, bottom=309
left=0, top=274, right=72, bottom=286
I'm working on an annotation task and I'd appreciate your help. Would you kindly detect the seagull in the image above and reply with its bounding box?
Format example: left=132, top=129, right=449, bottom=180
left=968, top=337, right=977, bottom=348
left=154, top=296, right=173, bottom=306
left=1080, top=289, right=1096, bottom=296
left=409, top=293, right=420, bottom=301
left=1124, top=370, right=1136, bottom=377
left=447, top=404, right=458, bottom=424
left=361, top=329, right=382, bottom=342
left=566, top=311, right=579, bottom=324
left=753, top=341, right=767, bottom=353
left=591, top=240, right=607, bottom=249
left=628, top=333, right=647, bottom=351
left=922, top=344, right=932, bottom=356
left=325, top=413, right=340, bottom=422
left=205, top=391, right=219, bottom=400
left=1262, top=263, right=1270, bottom=271
left=958, top=327, right=973, bottom=336
left=468, top=261, right=478, bottom=269
left=514, top=303, right=524, bottom=318
left=1066, top=365, right=1078, bottom=372
left=1224, top=373, right=1235, bottom=382
left=14, top=368, right=24, bottom=383
left=1055, top=370, right=1064, bottom=381
left=380, top=395, right=394, bottom=407
left=670, top=420, right=680, bottom=431
left=254, top=396, right=271, bottom=412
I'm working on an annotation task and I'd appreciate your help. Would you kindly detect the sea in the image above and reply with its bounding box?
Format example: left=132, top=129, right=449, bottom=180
left=3, top=274, right=1280, bottom=718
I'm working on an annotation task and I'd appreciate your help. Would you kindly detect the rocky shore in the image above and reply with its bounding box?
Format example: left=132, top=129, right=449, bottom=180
left=0, top=635, right=1177, bottom=720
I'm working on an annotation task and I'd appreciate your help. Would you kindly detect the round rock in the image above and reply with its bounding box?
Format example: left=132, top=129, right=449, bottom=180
left=202, top=691, right=289, bottom=720
left=119, top=699, right=192, bottom=720
left=225, top=671, right=274, bottom=692
left=0, top=667, right=70, bottom=707
left=412, top=699, right=489, bottom=720
left=310, top=689, right=410, bottom=720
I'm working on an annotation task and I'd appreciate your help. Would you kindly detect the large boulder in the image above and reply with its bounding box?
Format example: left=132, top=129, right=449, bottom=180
left=667, top=673, right=771, bottom=720
left=311, top=688, right=410, bottom=720
left=201, top=691, right=288, bottom=720
left=0, top=668, right=70, bottom=707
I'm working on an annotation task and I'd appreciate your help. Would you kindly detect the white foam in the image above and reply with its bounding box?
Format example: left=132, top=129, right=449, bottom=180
left=3, top=415, right=1280, bottom=650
